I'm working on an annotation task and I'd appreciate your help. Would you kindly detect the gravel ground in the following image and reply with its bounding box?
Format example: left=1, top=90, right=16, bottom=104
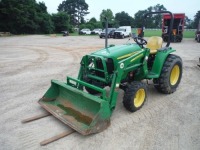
left=0, top=35, right=200, bottom=150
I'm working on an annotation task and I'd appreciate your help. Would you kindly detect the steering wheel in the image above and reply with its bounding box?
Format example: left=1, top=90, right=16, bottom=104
left=134, top=37, right=147, bottom=47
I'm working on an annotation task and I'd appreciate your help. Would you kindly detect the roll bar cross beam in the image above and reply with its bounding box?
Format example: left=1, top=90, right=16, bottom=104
left=142, top=11, right=174, bottom=47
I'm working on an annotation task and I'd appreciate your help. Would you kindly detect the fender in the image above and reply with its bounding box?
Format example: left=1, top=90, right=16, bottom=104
left=147, top=47, right=175, bottom=78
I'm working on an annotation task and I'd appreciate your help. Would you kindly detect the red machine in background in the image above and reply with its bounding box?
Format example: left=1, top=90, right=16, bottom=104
left=195, top=19, right=200, bottom=43
left=196, top=20, right=200, bottom=67
left=162, top=13, right=185, bottom=42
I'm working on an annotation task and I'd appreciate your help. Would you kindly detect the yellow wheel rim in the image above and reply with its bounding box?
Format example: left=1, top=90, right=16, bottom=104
left=133, top=89, right=145, bottom=108
left=170, top=65, right=180, bottom=85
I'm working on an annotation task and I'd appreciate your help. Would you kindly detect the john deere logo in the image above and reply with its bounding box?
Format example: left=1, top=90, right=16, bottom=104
left=120, top=63, right=124, bottom=69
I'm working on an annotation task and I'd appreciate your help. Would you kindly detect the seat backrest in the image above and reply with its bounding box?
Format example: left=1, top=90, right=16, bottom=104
left=146, top=36, right=163, bottom=51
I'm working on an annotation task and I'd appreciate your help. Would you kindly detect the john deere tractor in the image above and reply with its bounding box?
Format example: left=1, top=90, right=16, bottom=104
left=39, top=11, right=182, bottom=135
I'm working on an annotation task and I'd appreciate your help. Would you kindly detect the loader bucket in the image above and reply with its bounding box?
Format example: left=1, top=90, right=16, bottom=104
left=38, top=79, right=111, bottom=135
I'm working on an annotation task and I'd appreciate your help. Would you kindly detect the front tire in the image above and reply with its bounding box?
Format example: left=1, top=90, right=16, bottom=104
left=153, top=54, right=182, bottom=94
left=123, top=81, right=147, bottom=112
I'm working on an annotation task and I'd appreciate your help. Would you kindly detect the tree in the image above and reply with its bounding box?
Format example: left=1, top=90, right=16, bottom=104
left=152, top=4, right=167, bottom=28
left=100, top=9, right=114, bottom=22
left=36, top=2, right=47, bottom=13
left=88, top=17, right=97, bottom=24
left=0, top=0, right=38, bottom=33
left=133, top=10, right=148, bottom=28
left=51, top=12, right=71, bottom=33
left=0, top=0, right=54, bottom=34
left=133, top=4, right=167, bottom=28
left=115, top=11, right=134, bottom=27
left=37, top=13, right=54, bottom=34
left=79, top=17, right=102, bottom=30
left=194, top=10, right=200, bottom=29
left=185, top=16, right=194, bottom=29
left=36, top=2, right=54, bottom=34
left=57, top=0, right=89, bottom=27
left=88, top=17, right=102, bottom=29
left=100, top=9, right=115, bottom=27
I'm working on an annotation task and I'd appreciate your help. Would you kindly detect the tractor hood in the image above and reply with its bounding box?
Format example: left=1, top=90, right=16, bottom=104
left=90, top=44, right=141, bottom=60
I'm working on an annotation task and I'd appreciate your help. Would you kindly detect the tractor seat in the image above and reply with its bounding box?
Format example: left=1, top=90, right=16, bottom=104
left=146, top=36, right=163, bottom=54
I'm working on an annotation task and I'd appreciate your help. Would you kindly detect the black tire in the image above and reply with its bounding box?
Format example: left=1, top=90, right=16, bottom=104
left=123, top=81, right=147, bottom=112
left=122, top=35, right=124, bottom=39
left=197, top=35, right=200, bottom=43
left=84, top=79, right=104, bottom=95
left=153, top=54, right=182, bottom=94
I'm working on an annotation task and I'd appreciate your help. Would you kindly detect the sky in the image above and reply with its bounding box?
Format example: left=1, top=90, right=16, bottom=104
left=37, top=0, right=199, bottom=20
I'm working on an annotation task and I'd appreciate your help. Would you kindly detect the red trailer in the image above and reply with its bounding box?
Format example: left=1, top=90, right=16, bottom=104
left=196, top=20, right=200, bottom=67
left=162, top=13, right=185, bottom=42
left=195, top=19, right=200, bottom=43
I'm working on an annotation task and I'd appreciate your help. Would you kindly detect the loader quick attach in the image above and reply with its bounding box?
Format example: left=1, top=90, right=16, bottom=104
left=39, top=11, right=183, bottom=135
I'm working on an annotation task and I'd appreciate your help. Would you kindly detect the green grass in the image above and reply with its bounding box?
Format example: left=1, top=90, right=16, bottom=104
left=53, top=32, right=97, bottom=36
left=70, top=32, right=79, bottom=36
left=132, top=29, right=195, bottom=38
left=183, top=30, right=195, bottom=38
left=132, top=29, right=162, bottom=37
left=47, top=29, right=195, bottom=38
left=70, top=32, right=96, bottom=36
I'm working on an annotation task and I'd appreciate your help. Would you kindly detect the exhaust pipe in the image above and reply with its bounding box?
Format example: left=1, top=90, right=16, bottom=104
left=104, top=17, right=108, bottom=48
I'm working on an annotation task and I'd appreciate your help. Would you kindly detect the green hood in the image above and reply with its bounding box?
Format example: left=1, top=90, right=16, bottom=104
left=90, top=44, right=142, bottom=60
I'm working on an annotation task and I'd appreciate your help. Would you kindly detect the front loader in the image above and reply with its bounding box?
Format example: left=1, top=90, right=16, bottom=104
left=39, top=11, right=182, bottom=135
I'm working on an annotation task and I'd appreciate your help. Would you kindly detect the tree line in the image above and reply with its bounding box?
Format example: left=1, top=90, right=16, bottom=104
left=0, top=0, right=199, bottom=34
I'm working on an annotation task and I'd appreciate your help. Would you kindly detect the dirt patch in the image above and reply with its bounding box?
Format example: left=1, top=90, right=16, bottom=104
left=0, top=35, right=200, bottom=150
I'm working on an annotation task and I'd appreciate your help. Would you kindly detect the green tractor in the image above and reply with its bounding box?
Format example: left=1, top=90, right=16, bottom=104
left=39, top=11, right=182, bottom=135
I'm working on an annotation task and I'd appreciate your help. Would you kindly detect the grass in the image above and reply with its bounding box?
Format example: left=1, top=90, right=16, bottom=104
left=183, top=30, right=195, bottom=38
left=132, top=29, right=195, bottom=38
left=50, top=32, right=97, bottom=36
left=47, top=29, right=195, bottom=38
left=70, top=32, right=97, bottom=36
left=132, top=29, right=162, bottom=37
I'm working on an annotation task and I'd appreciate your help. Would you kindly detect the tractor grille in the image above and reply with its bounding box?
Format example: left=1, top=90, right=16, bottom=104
left=96, top=59, right=105, bottom=78
left=95, top=58, right=114, bottom=78
left=106, top=58, right=114, bottom=74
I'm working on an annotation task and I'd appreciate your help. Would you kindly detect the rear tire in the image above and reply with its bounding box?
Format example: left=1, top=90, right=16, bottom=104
left=153, top=54, right=182, bottom=94
left=123, top=81, right=147, bottom=112
left=197, top=35, right=200, bottom=43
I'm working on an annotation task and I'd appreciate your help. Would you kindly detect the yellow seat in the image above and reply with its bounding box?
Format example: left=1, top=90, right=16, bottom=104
left=146, top=36, right=163, bottom=54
